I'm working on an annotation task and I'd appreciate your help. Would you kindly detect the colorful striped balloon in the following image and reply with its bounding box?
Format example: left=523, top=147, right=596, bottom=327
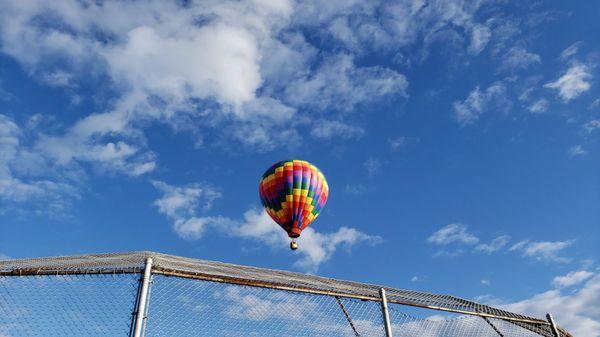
left=259, top=160, right=329, bottom=240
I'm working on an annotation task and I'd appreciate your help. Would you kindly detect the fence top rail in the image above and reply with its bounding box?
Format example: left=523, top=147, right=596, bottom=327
left=0, top=251, right=570, bottom=337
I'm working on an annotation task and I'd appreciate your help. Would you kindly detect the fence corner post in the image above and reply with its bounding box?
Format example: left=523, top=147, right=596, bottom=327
left=380, top=288, right=394, bottom=337
left=132, top=257, right=153, bottom=337
left=546, top=313, right=561, bottom=337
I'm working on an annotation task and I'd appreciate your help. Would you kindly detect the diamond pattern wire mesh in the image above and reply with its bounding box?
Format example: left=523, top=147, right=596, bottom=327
left=0, top=252, right=572, bottom=337
left=0, top=251, right=555, bottom=326
left=145, top=275, right=386, bottom=337
left=387, top=303, right=506, bottom=337
left=0, top=274, right=139, bottom=337
left=487, top=318, right=560, bottom=337
left=386, top=303, right=561, bottom=337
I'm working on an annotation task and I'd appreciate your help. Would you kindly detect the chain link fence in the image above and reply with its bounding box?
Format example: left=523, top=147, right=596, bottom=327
left=0, top=252, right=571, bottom=337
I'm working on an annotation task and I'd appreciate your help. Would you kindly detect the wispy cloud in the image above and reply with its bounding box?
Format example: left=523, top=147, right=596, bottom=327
left=467, top=24, right=491, bottom=55
left=388, top=136, right=418, bottom=152
left=509, top=240, right=574, bottom=263
left=388, top=136, right=408, bottom=151
left=553, top=270, right=594, bottom=288
left=0, top=0, right=410, bottom=167
left=474, top=235, right=511, bottom=254
left=310, top=120, right=364, bottom=140
left=363, top=157, right=381, bottom=176
left=427, top=224, right=575, bottom=264
left=545, top=63, right=592, bottom=102
left=284, top=54, right=408, bottom=112
left=583, top=119, right=600, bottom=134
left=215, top=285, right=316, bottom=321
left=527, top=98, right=549, bottom=114
left=427, top=223, right=479, bottom=246
left=502, top=274, right=600, bottom=337
left=568, top=145, right=586, bottom=157
left=152, top=182, right=380, bottom=272
left=559, top=41, right=582, bottom=61
left=453, top=83, right=510, bottom=126
left=152, top=180, right=222, bottom=239
left=152, top=181, right=221, bottom=218
left=344, top=183, right=368, bottom=196
left=500, top=47, right=540, bottom=71
left=0, top=114, right=81, bottom=215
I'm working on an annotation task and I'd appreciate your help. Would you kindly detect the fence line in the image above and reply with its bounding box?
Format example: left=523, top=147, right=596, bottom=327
left=0, top=251, right=571, bottom=337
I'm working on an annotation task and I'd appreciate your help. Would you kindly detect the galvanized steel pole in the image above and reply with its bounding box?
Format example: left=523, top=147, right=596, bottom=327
left=132, top=257, right=153, bottom=337
left=546, top=313, right=561, bottom=337
left=380, top=288, right=394, bottom=337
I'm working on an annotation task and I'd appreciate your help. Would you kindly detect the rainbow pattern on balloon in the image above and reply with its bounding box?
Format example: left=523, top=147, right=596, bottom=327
left=259, top=160, right=329, bottom=238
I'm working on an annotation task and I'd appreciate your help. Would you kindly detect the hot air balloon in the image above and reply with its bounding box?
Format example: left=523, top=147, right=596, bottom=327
left=259, top=160, right=329, bottom=250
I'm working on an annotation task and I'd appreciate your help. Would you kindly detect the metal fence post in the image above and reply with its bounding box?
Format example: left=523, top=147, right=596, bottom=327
left=546, top=313, right=561, bottom=337
left=132, top=257, right=153, bottom=337
left=380, top=288, right=394, bottom=337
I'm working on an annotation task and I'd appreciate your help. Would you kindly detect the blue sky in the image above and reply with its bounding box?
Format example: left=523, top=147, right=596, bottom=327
left=0, top=0, right=598, bottom=335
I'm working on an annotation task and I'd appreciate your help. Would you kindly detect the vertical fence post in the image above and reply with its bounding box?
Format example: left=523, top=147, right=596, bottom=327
left=546, top=313, right=561, bottom=337
left=132, top=257, right=153, bottom=337
left=380, top=288, right=394, bottom=337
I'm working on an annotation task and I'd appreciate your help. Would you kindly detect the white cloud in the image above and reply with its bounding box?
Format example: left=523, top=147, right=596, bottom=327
left=0, top=0, right=411, bottom=160
left=428, top=225, right=575, bottom=264
left=388, top=136, right=419, bottom=152
left=152, top=180, right=221, bottom=222
left=40, top=70, right=75, bottom=88
left=206, top=209, right=381, bottom=272
left=500, top=47, right=541, bottom=70
left=310, top=120, right=364, bottom=140
left=344, top=183, right=367, bottom=196
left=105, top=25, right=261, bottom=109
left=559, top=41, right=582, bottom=61
left=568, top=145, right=586, bottom=157
left=527, top=98, right=549, bottom=114
left=474, top=235, right=511, bottom=254
left=453, top=83, right=509, bottom=126
left=411, top=276, right=419, bottom=282
left=152, top=182, right=380, bottom=271
left=172, top=216, right=228, bottom=240
left=481, top=279, right=491, bottom=286
left=0, top=114, right=80, bottom=215
left=295, top=224, right=382, bottom=272
left=509, top=240, right=573, bottom=263
left=216, top=285, right=317, bottom=321
left=584, top=120, right=600, bottom=134
left=363, top=157, right=381, bottom=176
left=545, top=63, right=592, bottom=102
left=284, top=54, right=408, bottom=112
left=296, top=0, right=490, bottom=58
left=467, top=24, right=491, bottom=55
left=553, top=270, right=594, bottom=288
left=427, top=223, right=479, bottom=246
left=0, top=1, right=286, bottom=110
left=388, top=136, right=408, bottom=151
left=502, top=274, right=600, bottom=337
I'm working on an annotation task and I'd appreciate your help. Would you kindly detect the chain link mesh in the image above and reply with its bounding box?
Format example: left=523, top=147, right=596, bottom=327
left=0, top=251, right=561, bottom=331
left=0, top=274, right=139, bottom=337
left=145, top=275, right=386, bottom=337
left=143, top=275, right=559, bottom=337
left=0, top=252, right=571, bottom=337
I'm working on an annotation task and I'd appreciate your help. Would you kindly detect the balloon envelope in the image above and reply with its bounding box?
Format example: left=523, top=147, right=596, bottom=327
left=259, top=160, right=329, bottom=238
